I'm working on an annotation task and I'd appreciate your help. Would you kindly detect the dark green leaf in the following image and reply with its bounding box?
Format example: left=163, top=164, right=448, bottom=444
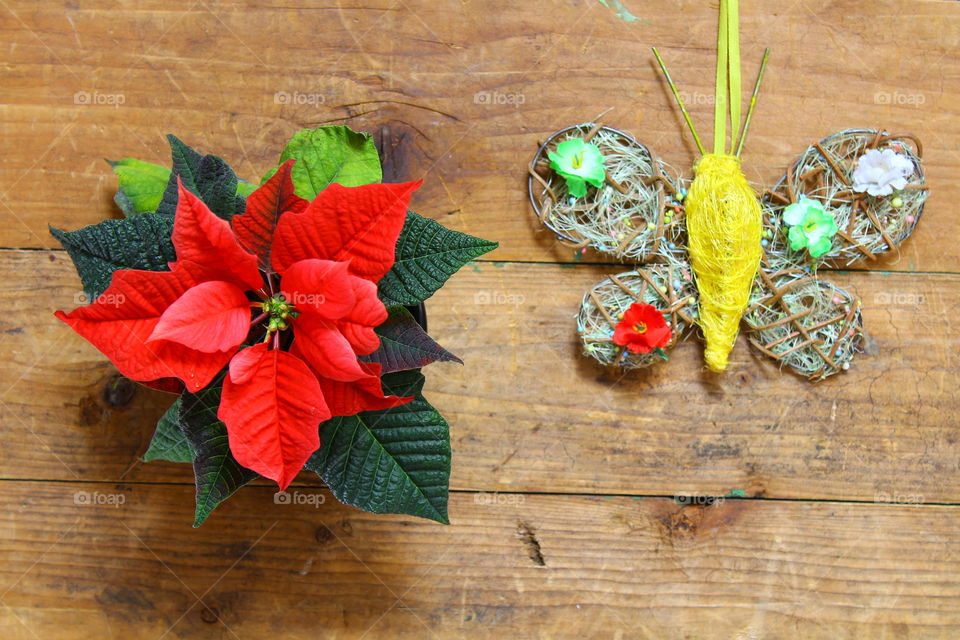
left=361, top=306, right=461, bottom=373
left=143, top=397, right=195, bottom=463
left=179, top=385, right=258, bottom=527
left=156, top=135, right=245, bottom=220
left=305, top=370, right=450, bottom=524
left=107, top=158, right=170, bottom=217
left=262, top=125, right=382, bottom=199
left=156, top=135, right=202, bottom=216
left=50, top=214, right=176, bottom=299
left=378, top=211, right=498, bottom=306
left=194, top=155, right=244, bottom=219
left=108, top=155, right=255, bottom=217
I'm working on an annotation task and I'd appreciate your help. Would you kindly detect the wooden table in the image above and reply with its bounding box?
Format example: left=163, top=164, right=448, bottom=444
left=2, top=1, right=959, bottom=637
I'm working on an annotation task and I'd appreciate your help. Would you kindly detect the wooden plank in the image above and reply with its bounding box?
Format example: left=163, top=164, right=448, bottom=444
left=4, top=250, right=958, bottom=502
left=0, top=482, right=958, bottom=639
left=2, top=1, right=958, bottom=272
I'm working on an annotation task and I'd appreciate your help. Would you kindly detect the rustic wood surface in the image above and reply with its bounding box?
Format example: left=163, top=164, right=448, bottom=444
left=5, top=252, right=960, bottom=502
left=4, top=483, right=960, bottom=640
left=2, top=0, right=959, bottom=638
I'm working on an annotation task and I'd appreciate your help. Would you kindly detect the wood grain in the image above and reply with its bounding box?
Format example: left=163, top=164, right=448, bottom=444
left=3, top=1, right=960, bottom=637
left=4, top=250, right=958, bottom=502
left=1, top=482, right=958, bottom=640
left=2, top=1, right=958, bottom=272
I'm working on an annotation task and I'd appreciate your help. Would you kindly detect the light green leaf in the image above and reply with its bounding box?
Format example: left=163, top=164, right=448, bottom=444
left=107, top=155, right=256, bottom=217
left=263, top=126, right=382, bottom=199
left=107, top=158, right=170, bottom=217
left=236, top=180, right=257, bottom=198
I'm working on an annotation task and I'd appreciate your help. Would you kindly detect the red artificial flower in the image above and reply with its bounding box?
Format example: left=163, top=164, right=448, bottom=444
left=56, top=160, right=422, bottom=489
left=612, top=303, right=672, bottom=354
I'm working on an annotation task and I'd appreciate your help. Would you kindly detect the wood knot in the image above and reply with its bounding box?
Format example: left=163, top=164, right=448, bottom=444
left=516, top=521, right=546, bottom=566
left=656, top=504, right=707, bottom=545
left=374, top=123, right=414, bottom=183
left=315, top=525, right=334, bottom=545
left=200, top=606, right=219, bottom=624
left=78, top=393, right=102, bottom=426
left=651, top=497, right=747, bottom=548
left=734, top=370, right=753, bottom=387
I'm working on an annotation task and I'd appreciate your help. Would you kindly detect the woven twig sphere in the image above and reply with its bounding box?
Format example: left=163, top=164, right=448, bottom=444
left=761, top=128, right=927, bottom=267
left=577, top=255, right=698, bottom=368
left=529, top=123, right=684, bottom=262
left=744, top=268, right=863, bottom=381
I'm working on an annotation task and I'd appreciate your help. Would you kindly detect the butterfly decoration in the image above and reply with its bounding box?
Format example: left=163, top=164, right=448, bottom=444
left=527, top=0, right=928, bottom=382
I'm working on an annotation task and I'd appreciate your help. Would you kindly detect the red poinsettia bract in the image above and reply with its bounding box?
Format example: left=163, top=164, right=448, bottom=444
left=56, top=160, right=422, bottom=489
left=612, top=303, right=672, bottom=354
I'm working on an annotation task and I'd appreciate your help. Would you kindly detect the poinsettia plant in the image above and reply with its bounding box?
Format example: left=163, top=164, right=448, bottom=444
left=52, top=126, right=497, bottom=526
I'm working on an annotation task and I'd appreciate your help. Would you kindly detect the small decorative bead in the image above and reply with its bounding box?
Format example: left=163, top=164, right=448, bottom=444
left=906, top=215, right=915, bottom=223
left=891, top=196, right=903, bottom=208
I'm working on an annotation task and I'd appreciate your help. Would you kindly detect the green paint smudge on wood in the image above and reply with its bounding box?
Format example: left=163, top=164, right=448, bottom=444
left=726, top=488, right=747, bottom=498
left=599, top=0, right=648, bottom=23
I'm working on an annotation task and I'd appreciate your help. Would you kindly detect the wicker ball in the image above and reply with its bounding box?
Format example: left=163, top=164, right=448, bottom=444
left=761, top=128, right=927, bottom=268
left=744, top=268, right=863, bottom=381
left=529, top=123, right=684, bottom=262
left=578, top=260, right=698, bottom=368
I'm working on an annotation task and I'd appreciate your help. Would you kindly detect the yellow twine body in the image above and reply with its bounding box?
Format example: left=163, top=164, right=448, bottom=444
left=685, top=154, right=762, bottom=371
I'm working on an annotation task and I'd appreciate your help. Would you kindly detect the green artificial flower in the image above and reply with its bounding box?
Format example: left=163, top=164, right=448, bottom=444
left=782, top=195, right=838, bottom=259
left=547, top=138, right=606, bottom=198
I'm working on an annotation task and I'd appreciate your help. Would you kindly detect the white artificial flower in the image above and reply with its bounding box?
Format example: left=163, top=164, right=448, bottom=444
left=851, top=148, right=913, bottom=197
